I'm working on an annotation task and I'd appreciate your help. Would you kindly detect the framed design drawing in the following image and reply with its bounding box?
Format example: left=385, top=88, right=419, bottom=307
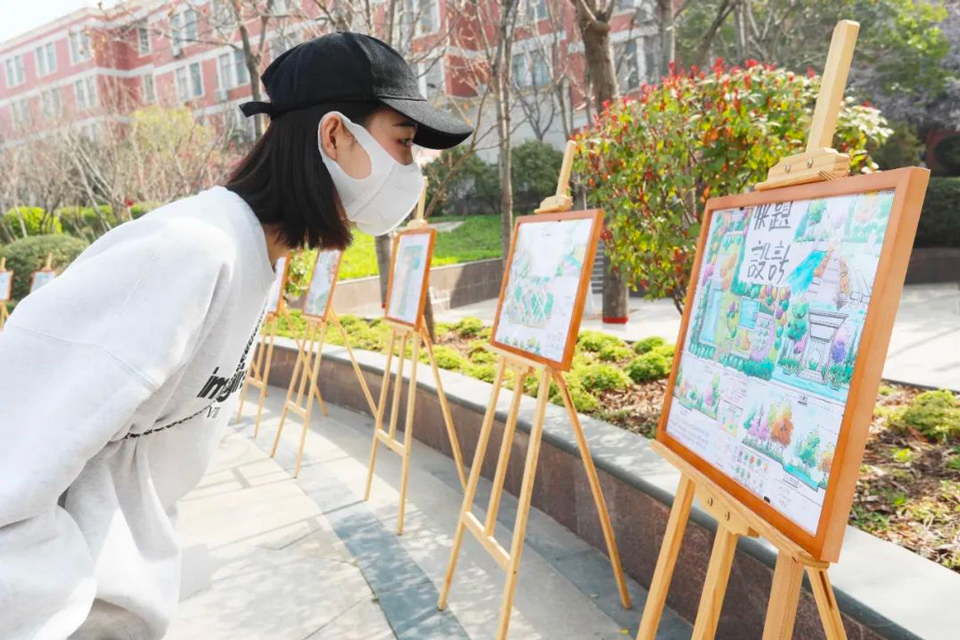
left=385, top=227, right=435, bottom=327
left=657, top=167, right=930, bottom=561
left=302, top=250, right=343, bottom=321
left=490, top=210, right=603, bottom=371
left=265, top=256, right=290, bottom=318
left=29, top=270, right=56, bottom=294
left=0, top=270, right=11, bottom=302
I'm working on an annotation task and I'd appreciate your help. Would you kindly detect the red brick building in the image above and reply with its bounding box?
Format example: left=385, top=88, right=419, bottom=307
left=0, top=0, right=660, bottom=150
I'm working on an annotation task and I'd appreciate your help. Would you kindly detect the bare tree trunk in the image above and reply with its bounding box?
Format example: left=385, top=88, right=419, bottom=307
left=733, top=0, right=748, bottom=63
left=658, top=0, right=675, bottom=76
left=375, top=234, right=392, bottom=306
left=496, top=0, right=518, bottom=260
left=572, top=0, right=629, bottom=323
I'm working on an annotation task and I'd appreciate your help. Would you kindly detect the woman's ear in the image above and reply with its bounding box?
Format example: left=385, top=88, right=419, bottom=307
left=319, top=114, right=343, bottom=160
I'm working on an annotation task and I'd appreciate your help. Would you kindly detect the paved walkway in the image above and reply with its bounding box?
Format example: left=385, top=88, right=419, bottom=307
left=170, top=393, right=691, bottom=640
left=436, top=283, right=960, bottom=392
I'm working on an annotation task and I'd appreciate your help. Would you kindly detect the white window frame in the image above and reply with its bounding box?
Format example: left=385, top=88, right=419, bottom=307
left=41, top=87, right=61, bottom=119
left=138, top=26, right=151, bottom=55
left=5, top=55, right=25, bottom=87
left=171, top=13, right=185, bottom=56
left=189, top=61, right=204, bottom=98
left=525, top=0, right=548, bottom=22
left=70, top=31, right=92, bottom=64
left=142, top=72, right=156, bottom=102
left=175, top=66, right=189, bottom=99
left=614, top=39, right=640, bottom=91
left=419, top=59, right=444, bottom=99
left=11, top=98, right=30, bottom=128
left=75, top=78, right=89, bottom=110
left=184, top=9, right=198, bottom=42
left=35, top=42, right=57, bottom=77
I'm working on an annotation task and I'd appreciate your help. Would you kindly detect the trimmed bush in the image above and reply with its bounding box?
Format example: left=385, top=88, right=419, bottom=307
left=598, top=343, right=634, bottom=362
left=633, top=335, right=667, bottom=354
left=467, top=340, right=497, bottom=364
left=577, top=330, right=626, bottom=353
left=0, top=234, right=88, bottom=300
left=626, top=351, right=672, bottom=383
left=916, top=178, right=960, bottom=248
left=3, top=207, right=61, bottom=237
left=888, top=389, right=960, bottom=442
left=465, top=362, right=497, bottom=383
left=455, top=316, right=484, bottom=338
left=578, top=363, right=632, bottom=393
left=422, top=345, right=467, bottom=371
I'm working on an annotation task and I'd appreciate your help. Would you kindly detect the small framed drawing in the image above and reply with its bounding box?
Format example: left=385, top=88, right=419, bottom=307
left=302, top=250, right=344, bottom=322
left=0, top=269, right=12, bottom=302
left=29, top=270, right=56, bottom=294
left=489, top=210, right=603, bottom=371
left=384, top=227, right=436, bottom=327
left=265, top=256, right=290, bottom=318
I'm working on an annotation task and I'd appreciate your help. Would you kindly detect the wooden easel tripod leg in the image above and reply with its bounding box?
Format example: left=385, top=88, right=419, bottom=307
left=420, top=325, right=467, bottom=489
left=253, top=319, right=279, bottom=437
left=396, top=333, right=421, bottom=534
left=807, top=566, right=846, bottom=640
left=495, top=372, right=552, bottom=640
left=364, top=329, right=403, bottom=501
left=691, top=524, right=740, bottom=639
left=636, top=475, right=695, bottom=640
left=236, top=318, right=269, bottom=423
left=438, top=359, right=508, bottom=610
left=294, top=319, right=330, bottom=477
left=553, top=371, right=632, bottom=609
left=330, top=309, right=378, bottom=417
left=271, top=321, right=319, bottom=457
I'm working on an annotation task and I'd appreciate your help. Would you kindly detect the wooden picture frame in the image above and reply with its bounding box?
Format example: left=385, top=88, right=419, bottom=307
left=489, top=209, right=603, bottom=372
left=384, top=227, right=436, bottom=328
left=266, top=255, right=291, bottom=319
left=0, top=270, right=12, bottom=302
left=29, top=269, right=56, bottom=294
left=302, top=250, right=344, bottom=322
left=656, top=167, right=929, bottom=562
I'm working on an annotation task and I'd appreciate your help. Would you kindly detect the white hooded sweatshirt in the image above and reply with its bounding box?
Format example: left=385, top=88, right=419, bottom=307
left=0, top=187, right=277, bottom=639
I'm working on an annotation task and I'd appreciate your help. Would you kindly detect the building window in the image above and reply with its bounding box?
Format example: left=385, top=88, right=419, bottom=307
left=184, top=9, right=198, bottom=41
left=11, top=99, right=30, bottom=128
left=5, top=55, right=25, bottom=87
left=531, top=51, right=550, bottom=86
left=35, top=42, right=57, bottom=77
left=178, top=61, right=204, bottom=99
left=138, top=26, right=151, bottom=54
left=403, top=0, right=438, bottom=37
left=41, top=88, right=62, bottom=119
left=614, top=40, right=640, bottom=90
left=70, top=32, right=92, bottom=63
left=270, top=33, right=298, bottom=60
left=171, top=13, right=184, bottom=56
left=218, top=50, right=249, bottom=90
left=419, top=60, right=444, bottom=100
left=271, top=0, right=288, bottom=15
left=176, top=66, right=189, bottom=99
left=76, top=77, right=97, bottom=110
left=644, top=39, right=658, bottom=81
left=234, top=50, right=249, bottom=86
left=143, top=73, right=155, bottom=102
left=512, top=52, right=549, bottom=88
left=525, top=0, right=548, bottom=21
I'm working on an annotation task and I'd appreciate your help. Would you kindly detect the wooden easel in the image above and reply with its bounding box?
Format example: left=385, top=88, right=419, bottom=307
left=271, top=304, right=378, bottom=477
left=637, top=21, right=860, bottom=640
left=0, top=258, right=10, bottom=330
left=234, top=311, right=283, bottom=436
left=235, top=256, right=292, bottom=435
left=363, top=188, right=468, bottom=534
left=438, top=140, right=632, bottom=639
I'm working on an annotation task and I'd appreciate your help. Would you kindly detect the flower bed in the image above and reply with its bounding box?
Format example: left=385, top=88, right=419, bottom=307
left=275, top=312, right=960, bottom=573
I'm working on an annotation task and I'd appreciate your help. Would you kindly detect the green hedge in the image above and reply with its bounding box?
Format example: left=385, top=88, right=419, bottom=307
left=0, top=235, right=88, bottom=300
left=3, top=207, right=62, bottom=237
left=917, top=178, right=960, bottom=248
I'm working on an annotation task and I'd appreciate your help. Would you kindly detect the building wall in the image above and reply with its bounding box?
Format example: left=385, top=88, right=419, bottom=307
left=0, top=0, right=660, bottom=152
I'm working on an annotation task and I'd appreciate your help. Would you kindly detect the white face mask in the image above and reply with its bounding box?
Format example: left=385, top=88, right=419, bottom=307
left=318, top=111, right=425, bottom=236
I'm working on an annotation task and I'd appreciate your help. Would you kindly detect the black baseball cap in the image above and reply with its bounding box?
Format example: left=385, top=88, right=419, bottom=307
left=240, top=32, right=473, bottom=150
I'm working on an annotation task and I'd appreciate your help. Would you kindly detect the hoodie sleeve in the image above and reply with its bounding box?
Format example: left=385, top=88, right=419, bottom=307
left=0, top=220, right=229, bottom=639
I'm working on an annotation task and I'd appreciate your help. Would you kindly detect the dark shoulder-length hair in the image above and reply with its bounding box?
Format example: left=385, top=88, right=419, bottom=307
left=225, top=101, right=382, bottom=251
